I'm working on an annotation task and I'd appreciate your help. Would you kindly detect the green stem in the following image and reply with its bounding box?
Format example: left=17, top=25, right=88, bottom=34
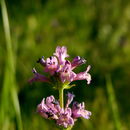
left=61, top=125, right=73, bottom=130
left=59, top=88, right=64, bottom=108
left=65, top=127, right=72, bottom=130
left=59, top=87, right=73, bottom=130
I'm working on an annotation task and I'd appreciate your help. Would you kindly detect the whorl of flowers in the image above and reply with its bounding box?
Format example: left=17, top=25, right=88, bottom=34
left=29, top=46, right=92, bottom=129
left=29, top=46, right=91, bottom=86
left=37, top=93, right=91, bottom=128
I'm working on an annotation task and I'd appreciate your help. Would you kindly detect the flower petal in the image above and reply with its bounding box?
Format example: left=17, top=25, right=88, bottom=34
left=53, top=46, right=69, bottom=65
left=28, top=68, right=50, bottom=83
left=66, top=92, right=75, bottom=108
left=73, top=65, right=91, bottom=84
left=71, top=56, right=86, bottom=70
left=72, top=101, right=91, bottom=119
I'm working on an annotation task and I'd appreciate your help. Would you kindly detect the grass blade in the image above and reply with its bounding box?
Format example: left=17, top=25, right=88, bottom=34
left=106, top=75, right=121, bottom=130
left=0, top=0, right=23, bottom=129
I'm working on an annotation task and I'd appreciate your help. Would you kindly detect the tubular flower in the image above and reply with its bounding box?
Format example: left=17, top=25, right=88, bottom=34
left=71, top=56, right=86, bottom=70
left=66, top=92, right=75, bottom=108
left=37, top=96, right=60, bottom=120
left=59, top=61, right=76, bottom=83
left=29, top=46, right=91, bottom=86
left=53, top=46, right=69, bottom=65
left=72, top=102, right=91, bottom=119
left=37, top=93, right=91, bottom=128
left=44, top=56, right=58, bottom=75
left=73, top=65, right=91, bottom=84
left=56, top=108, right=74, bottom=128
left=28, top=68, right=50, bottom=83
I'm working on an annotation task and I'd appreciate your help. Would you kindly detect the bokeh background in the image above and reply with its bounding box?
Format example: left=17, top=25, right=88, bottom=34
left=0, top=0, right=130, bottom=130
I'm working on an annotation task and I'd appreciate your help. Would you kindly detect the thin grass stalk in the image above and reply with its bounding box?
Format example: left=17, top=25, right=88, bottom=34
left=0, top=0, right=23, bottom=129
left=106, top=75, right=121, bottom=130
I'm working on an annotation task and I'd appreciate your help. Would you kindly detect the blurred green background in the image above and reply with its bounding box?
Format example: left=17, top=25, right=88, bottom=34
left=0, top=0, right=130, bottom=130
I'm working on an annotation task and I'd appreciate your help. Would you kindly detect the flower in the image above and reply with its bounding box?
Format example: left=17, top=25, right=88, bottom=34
left=71, top=56, right=86, bottom=70
left=37, top=95, right=60, bottom=120
left=37, top=93, right=91, bottom=128
left=59, top=61, right=76, bottom=83
left=29, top=46, right=91, bottom=86
left=74, top=65, right=91, bottom=84
left=44, top=56, right=58, bottom=75
left=28, top=68, right=50, bottom=83
left=53, top=46, right=69, bottom=65
left=66, top=92, right=75, bottom=108
left=72, top=102, right=91, bottom=119
left=56, top=108, right=74, bottom=128
left=73, top=65, right=91, bottom=84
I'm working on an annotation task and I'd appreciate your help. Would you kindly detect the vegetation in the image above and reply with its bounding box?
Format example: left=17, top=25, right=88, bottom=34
left=0, top=0, right=130, bottom=129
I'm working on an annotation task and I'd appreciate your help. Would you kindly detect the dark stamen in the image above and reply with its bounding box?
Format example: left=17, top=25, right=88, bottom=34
left=52, top=100, right=59, bottom=105
left=37, top=58, right=41, bottom=63
left=46, top=112, right=53, bottom=118
left=50, top=56, right=52, bottom=60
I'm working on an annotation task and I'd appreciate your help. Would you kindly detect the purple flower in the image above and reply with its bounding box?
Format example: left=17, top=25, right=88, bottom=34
left=28, top=68, right=50, bottom=83
left=73, top=65, right=91, bottom=84
left=37, top=56, right=46, bottom=66
left=37, top=95, right=61, bottom=120
left=56, top=108, right=74, bottom=128
left=30, top=46, right=92, bottom=128
left=72, top=102, right=91, bottom=119
left=37, top=93, right=91, bottom=128
left=44, top=56, right=58, bottom=75
left=53, top=46, right=69, bottom=65
left=37, top=99, right=49, bottom=119
left=30, top=46, right=91, bottom=86
left=37, top=95, right=75, bottom=128
left=66, top=92, right=75, bottom=108
left=71, top=56, right=86, bottom=70
left=60, top=61, right=76, bottom=83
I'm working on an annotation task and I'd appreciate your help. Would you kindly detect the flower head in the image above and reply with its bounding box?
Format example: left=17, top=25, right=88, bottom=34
left=37, top=93, right=91, bottom=128
left=29, top=46, right=91, bottom=86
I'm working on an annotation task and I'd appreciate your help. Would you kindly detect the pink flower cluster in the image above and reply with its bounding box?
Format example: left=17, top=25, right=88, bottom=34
left=29, top=46, right=91, bottom=85
left=37, top=93, right=91, bottom=128
left=29, top=46, right=92, bottom=128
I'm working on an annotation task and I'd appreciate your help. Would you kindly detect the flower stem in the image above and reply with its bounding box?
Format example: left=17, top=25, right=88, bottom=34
left=61, top=126, right=73, bottom=130
left=59, top=88, right=64, bottom=108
